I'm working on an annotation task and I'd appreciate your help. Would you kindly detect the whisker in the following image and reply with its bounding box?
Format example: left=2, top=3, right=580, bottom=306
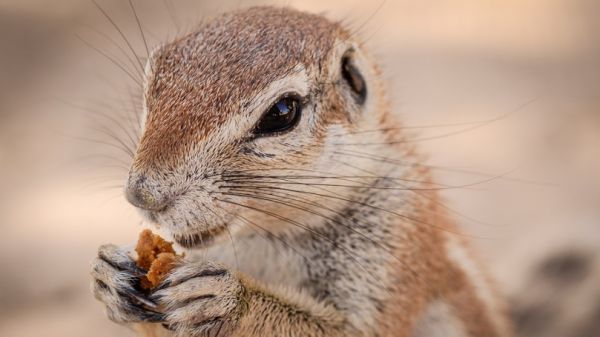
left=67, top=134, right=134, bottom=159
left=221, top=164, right=520, bottom=193
left=98, top=86, right=143, bottom=139
left=215, top=206, right=311, bottom=264
left=75, top=33, right=142, bottom=86
left=222, top=167, right=458, bottom=185
left=222, top=173, right=452, bottom=188
left=191, top=201, right=212, bottom=262
left=345, top=0, right=387, bottom=43
left=53, top=96, right=140, bottom=155
left=87, top=124, right=136, bottom=158
left=220, top=184, right=484, bottom=239
left=125, top=86, right=143, bottom=133
left=78, top=22, right=145, bottom=79
left=78, top=177, right=124, bottom=193
left=92, top=0, right=145, bottom=73
left=162, top=0, right=181, bottom=31
left=98, top=191, right=126, bottom=206
left=128, top=0, right=150, bottom=61
left=81, top=184, right=125, bottom=195
left=333, top=150, right=555, bottom=186
left=203, top=204, right=240, bottom=271
left=334, top=98, right=537, bottom=146
left=81, top=104, right=139, bottom=151
left=216, top=197, right=398, bottom=295
left=217, top=189, right=423, bottom=280
left=332, top=158, right=505, bottom=228
left=220, top=179, right=482, bottom=192
left=72, top=153, right=132, bottom=169
left=330, top=114, right=533, bottom=138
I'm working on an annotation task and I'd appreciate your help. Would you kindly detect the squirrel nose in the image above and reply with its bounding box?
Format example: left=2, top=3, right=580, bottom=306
left=125, top=175, right=169, bottom=211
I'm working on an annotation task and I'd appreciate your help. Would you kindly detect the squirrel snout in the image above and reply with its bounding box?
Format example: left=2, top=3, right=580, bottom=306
left=125, top=175, right=169, bottom=211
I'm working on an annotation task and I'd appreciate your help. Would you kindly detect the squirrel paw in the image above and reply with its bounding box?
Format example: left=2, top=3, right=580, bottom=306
left=91, top=244, right=164, bottom=324
left=152, top=261, right=244, bottom=337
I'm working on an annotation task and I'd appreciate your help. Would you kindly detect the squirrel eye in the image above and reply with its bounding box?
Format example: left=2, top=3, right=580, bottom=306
left=341, top=56, right=367, bottom=104
left=253, top=96, right=302, bottom=136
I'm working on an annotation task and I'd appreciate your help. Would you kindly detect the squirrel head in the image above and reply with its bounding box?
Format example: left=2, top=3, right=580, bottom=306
left=125, top=6, right=395, bottom=248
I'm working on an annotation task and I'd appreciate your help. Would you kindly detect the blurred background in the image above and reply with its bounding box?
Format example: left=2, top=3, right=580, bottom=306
left=0, top=0, right=598, bottom=336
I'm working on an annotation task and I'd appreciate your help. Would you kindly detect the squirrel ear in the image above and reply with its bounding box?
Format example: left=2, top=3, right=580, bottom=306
left=341, top=53, right=367, bottom=105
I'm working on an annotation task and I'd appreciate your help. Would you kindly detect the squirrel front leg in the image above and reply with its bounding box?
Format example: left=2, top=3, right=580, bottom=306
left=235, top=278, right=349, bottom=337
left=153, top=260, right=349, bottom=337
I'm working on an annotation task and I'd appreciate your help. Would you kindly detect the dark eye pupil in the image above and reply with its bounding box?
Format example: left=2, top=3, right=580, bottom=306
left=253, top=96, right=301, bottom=136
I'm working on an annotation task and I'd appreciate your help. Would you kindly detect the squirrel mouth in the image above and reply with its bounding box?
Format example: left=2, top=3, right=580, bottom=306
left=172, top=225, right=228, bottom=249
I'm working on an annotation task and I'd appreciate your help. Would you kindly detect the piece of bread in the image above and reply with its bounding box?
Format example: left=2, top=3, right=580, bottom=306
left=135, top=229, right=181, bottom=289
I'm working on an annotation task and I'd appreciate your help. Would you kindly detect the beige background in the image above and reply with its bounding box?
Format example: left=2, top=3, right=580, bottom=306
left=0, top=0, right=599, bottom=336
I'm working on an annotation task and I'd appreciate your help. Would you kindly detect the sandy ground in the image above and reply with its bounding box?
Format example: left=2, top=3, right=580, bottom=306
left=0, top=0, right=599, bottom=336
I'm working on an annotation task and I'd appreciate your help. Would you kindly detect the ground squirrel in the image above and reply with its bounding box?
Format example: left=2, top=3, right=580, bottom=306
left=91, top=6, right=514, bottom=337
